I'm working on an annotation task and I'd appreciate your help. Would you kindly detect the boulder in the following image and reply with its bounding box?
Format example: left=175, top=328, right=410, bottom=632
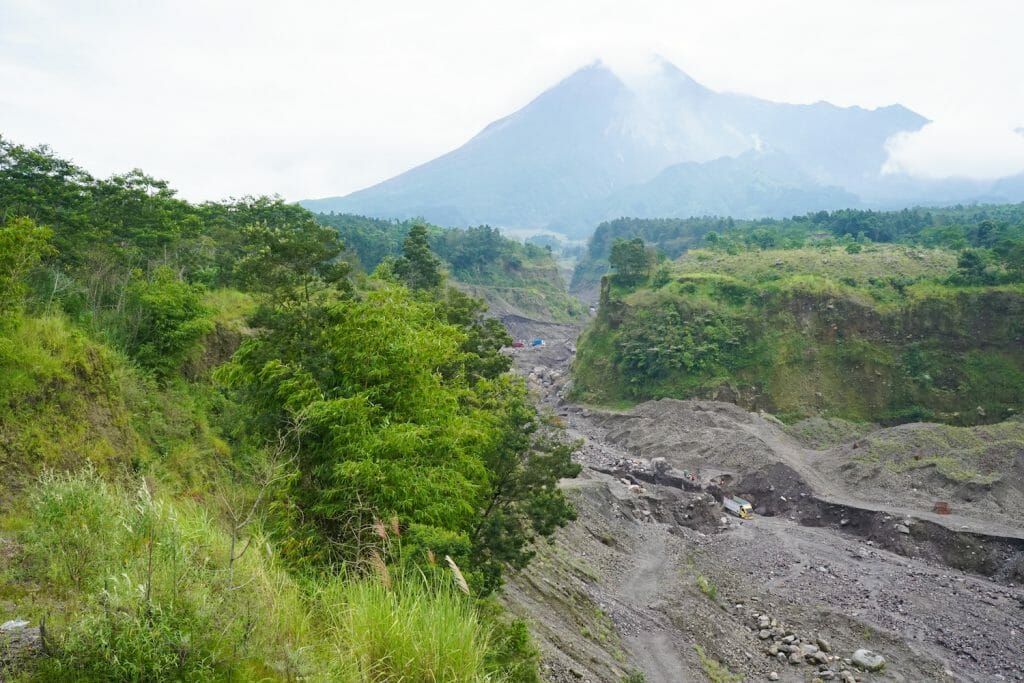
left=0, top=619, right=42, bottom=674
left=852, top=648, right=885, bottom=672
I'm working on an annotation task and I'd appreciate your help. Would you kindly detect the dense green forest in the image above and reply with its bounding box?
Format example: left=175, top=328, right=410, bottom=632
left=0, top=136, right=580, bottom=681
left=315, top=213, right=583, bottom=321
left=572, top=206, right=1024, bottom=292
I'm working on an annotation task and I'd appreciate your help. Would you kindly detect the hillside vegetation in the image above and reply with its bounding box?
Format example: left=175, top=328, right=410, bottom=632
left=316, top=213, right=583, bottom=321
left=0, top=135, right=580, bottom=681
left=572, top=204, right=1024, bottom=295
left=573, top=242, right=1024, bottom=425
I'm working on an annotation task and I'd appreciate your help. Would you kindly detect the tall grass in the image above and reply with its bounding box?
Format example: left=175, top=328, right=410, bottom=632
left=13, top=468, right=499, bottom=682
left=319, top=577, right=492, bottom=682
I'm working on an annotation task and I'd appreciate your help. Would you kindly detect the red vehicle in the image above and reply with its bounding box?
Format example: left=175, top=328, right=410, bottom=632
left=511, top=340, right=525, bottom=348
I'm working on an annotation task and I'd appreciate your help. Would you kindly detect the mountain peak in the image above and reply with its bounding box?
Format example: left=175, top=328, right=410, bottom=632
left=301, top=59, right=947, bottom=236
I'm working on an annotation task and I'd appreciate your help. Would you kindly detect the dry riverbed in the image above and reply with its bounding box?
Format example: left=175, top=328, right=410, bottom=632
left=503, top=324, right=1024, bottom=683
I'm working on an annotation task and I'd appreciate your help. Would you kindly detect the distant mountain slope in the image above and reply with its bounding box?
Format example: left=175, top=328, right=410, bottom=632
left=595, top=150, right=861, bottom=222
left=303, top=58, right=1022, bottom=237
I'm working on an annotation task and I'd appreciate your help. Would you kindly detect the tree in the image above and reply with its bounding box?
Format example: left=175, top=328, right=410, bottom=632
left=952, top=249, right=994, bottom=286
left=0, top=217, right=53, bottom=318
left=439, top=287, right=513, bottom=382
left=232, top=207, right=347, bottom=302
left=218, top=284, right=578, bottom=593
left=609, top=237, right=649, bottom=285
left=469, top=376, right=580, bottom=592
left=120, top=266, right=215, bottom=378
left=393, top=223, right=443, bottom=291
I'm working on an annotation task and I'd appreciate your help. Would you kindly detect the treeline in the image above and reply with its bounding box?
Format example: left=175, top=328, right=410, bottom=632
left=0, top=136, right=578, bottom=680
left=316, top=212, right=555, bottom=283
left=574, top=205, right=1024, bottom=289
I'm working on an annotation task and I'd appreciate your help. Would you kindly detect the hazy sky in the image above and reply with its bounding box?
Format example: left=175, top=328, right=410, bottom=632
left=2, top=0, right=1023, bottom=202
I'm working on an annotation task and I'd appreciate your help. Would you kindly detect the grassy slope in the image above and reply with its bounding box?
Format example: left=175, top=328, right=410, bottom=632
left=573, top=246, right=1024, bottom=425
left=0, top=295, right=502, bottom=681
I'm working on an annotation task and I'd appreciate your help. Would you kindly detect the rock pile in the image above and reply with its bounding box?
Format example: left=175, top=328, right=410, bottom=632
left=745, top=610, right=885, bottom=681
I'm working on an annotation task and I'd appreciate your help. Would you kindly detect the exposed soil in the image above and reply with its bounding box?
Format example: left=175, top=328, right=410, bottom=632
left=503, top=323, right=1024, bottom=683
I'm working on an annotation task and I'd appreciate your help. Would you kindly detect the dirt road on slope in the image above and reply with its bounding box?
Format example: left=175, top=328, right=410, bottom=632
left=503, top=324, right=1024, bottom=683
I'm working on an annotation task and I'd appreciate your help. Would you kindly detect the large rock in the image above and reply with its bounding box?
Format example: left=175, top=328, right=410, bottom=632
left=851, top=648, right=886, bottom=672
left=0, top=619, right=42, bottom=674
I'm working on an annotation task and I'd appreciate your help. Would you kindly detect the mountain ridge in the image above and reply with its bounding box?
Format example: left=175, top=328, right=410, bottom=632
left=302, top=59, right=1020, bottom=237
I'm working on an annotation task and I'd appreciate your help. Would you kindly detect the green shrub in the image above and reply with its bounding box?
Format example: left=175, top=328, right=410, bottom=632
left=21, top=467, right=122, bottom=594
left=696, top=575, right=717, bottom=601
left=695, top=645, right=742, bottom=683
left=479, top=599, right=541, bottom=682
left=0, top=217, right=53, bottom=319
left=120, top=266, right=214, bottom=378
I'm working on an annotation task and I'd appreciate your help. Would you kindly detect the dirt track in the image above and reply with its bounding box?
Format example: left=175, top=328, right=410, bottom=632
left=503, top=326, right=1024, bottom=683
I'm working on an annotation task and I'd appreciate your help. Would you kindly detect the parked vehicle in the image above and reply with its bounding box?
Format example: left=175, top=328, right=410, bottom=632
left=723, top=496, right=753, bottom=519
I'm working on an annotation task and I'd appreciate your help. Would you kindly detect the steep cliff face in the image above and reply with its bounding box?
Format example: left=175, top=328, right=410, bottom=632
left=572, top=247, right=1024, bottom=424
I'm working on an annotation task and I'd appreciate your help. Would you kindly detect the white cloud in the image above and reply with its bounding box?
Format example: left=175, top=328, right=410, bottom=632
left=884, top=119, right=1024, bottom=179
left=2, top=0, right=1023, bottom=200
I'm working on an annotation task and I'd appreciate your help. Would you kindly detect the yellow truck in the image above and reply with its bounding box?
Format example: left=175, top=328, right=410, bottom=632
left=723, top=496, right=753, bottom=519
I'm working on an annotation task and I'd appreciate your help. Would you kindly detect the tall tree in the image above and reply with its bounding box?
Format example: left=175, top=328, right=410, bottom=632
left=609, top=237, right=649, bottom=285
left=394, top=223, right=443, bottom=291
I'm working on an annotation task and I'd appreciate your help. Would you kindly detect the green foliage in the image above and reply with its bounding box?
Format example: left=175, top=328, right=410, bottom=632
left=696, top=575, right=717, bottom=601
left=0, top=217, right=53, bottom=318
left=320, top=577, right=491, bottom=682
left=694, top=645, right=742, bottom=683
left=0, top=137, right=200, bottom=267
left=479, top=601, right=541, bottom=682
left=950, top=248, right=997, bottom=285
left=614, top=297, right=749, bottom=396
left=313, top=212, right=424, bottom=272
left=317, top=213, right=583, bottom=321
left=218, top=284, right=578, bottom=593
left=0, top=315, right=141, bottom=500
left=573, top=203, right=1024, bottom=292
left=19, top=470, right=279, bottom=681
left=575, top=246, right=1024, bottom=424
left=441, top=287, right=514, bottom=382
left=0, top=135, right=559, bottom=681
left=609, top=237, right=649, bottom=286
left=232, top=208, right=347, bottom=301
left=15, top=469, right=504, bottom=682
left=21, top=467, right=123, bottom=594
left=119, top=266, right=215, bottom=378
left=393, top=223, right=444, bottom=291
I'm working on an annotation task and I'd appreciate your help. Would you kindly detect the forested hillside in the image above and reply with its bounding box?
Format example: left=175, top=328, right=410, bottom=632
left=317, top=212, right=583, bottom=321
left=572, top=205, right=1024, bottom=295
left=0, top=136, right=580, bottom=681
left=573, top=216, right=1024, bottom=424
